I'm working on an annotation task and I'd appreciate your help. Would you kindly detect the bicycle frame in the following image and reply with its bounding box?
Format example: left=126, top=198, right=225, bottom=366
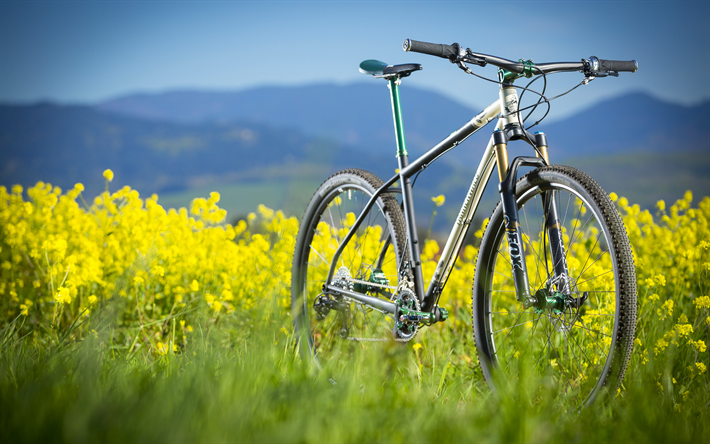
left=323, top=76, right=569, bottom=315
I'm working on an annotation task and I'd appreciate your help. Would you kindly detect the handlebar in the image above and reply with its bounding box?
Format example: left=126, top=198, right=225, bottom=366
left=403, top=38, right=637, bottom=76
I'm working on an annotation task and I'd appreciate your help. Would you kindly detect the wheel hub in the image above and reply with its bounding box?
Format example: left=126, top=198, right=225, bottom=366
left=533, top=287, right=589, bottom=332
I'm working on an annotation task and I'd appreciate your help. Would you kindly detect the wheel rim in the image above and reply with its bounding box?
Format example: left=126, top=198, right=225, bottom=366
left=295, top=184, right=402, bottom=369
left=481, top=182, right=621, bottom=407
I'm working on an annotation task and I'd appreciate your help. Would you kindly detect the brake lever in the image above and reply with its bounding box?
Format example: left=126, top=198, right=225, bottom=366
left=586, top=71, right=619, bottom=78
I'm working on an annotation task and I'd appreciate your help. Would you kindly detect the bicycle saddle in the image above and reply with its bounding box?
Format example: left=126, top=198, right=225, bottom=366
left=359, top=60, right=422, bottom=78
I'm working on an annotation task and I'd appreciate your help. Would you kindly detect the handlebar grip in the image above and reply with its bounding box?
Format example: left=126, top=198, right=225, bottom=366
left=599, top=59, right=638, bottom=73
left=403, top=39, right=459, bottom=60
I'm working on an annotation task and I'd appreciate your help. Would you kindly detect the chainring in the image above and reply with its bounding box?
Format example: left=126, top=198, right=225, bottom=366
left=392, top=278, right=420, bottom=341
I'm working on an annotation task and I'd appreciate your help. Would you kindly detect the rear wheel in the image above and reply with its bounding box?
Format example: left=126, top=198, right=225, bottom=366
left=291, top=169, right=409, bottom=370
left=473, top=165, right=637, bottom=408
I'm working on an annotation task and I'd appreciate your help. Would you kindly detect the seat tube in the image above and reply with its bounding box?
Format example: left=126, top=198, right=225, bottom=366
left=494, top=130, right=535, bottom=307
left=388, top=78, right=425, bottom=300
left=534, top=132, right=571, bottom=294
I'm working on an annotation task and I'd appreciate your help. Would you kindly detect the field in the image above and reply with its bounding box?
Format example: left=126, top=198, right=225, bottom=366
left=1, top=172, right=708, bottom=442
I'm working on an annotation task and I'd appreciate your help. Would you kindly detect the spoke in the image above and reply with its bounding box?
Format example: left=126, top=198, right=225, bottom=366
left=563, top=213, right=594, bottom=265
left=309, top=245, right=331, bottom=268
left=575, top=230, right=603, bottom=282
left=491, top=318, right=537, bottom=334
left=574, top=250, right=609, bottom=286
left=535, top=315, right=554, bottom=369
left=573, top=269, right=612, bottom=288
left=561, top=190, right=573, bottom=230
left=494, top=250, right=515, bottom=282
left=327, top=205, right=342, bottom=248
left=489, top=310, right=536, bottom=314
left=517, top=312, right=543, bottom=359
left=534, top=193, right=552, bottom=283
left=561, top=326, right=596, bottom=375
left=572, top=321, right=612, bottom=338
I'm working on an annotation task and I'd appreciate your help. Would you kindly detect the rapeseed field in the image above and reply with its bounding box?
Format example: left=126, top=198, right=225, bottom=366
left=0, top=170, right=708, bottom=442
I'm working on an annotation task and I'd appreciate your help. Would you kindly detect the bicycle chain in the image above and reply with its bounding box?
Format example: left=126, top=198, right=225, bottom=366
left=346, top=277, right=397, bottom=291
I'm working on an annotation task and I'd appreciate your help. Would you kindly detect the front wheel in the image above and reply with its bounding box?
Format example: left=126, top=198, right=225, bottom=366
left=472, top=165, right=637, bottom=408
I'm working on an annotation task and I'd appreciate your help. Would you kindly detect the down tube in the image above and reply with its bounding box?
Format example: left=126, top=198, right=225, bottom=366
left=422, top=132, right=499, bottom=311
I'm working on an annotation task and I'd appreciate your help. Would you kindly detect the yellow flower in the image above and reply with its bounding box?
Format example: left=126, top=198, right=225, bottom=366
left=691, top=340, right=707, bottom=353
left=657, top=300, right=673, bottom=320
left=696, top=362, right=707, bottom=374
left=654, top=338, right=668, bottom=355
left=88, top=295, right=97, bottom=305
left=654, top=274, right=666, bottom=287
left=412, top=343, right=422, bottom=351
left=609, top=192, right=618, bottom=202
left=103, top=169, right=114, bottom=182
left=56, top=286, right=72, bottom=304
left=693, top=296, right=710, bottom=310
left=656, top=200, right=665, bottom=211
left=190, top=280, right=199, bottom=292
left=431, top=195, right=445, bottom=207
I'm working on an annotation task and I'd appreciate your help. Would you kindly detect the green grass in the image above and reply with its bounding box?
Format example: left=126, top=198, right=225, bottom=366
left=1, top=296, right=707, bottom=443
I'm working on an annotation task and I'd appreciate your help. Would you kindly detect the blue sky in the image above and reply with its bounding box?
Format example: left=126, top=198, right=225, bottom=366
left=1, top=1, right=708, bottom=119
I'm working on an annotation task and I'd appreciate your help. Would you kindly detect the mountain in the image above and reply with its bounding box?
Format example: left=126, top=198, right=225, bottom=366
left=0, top=103, right=391, bottom=199
left=1, top=86, right=708, bottom=227
left=542, top=92, right=710, bottom=158
left=98, top=86, right=710, bottom=162
left=97, top=83, right=478, bottom=159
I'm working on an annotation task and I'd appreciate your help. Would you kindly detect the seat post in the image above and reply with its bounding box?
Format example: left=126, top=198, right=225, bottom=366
left=387, top=78, right=408, bottom=159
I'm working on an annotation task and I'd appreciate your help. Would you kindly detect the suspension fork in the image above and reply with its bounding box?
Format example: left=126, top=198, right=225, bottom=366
left=494, top=130, right=535, bottom=308
left=494, top=130, right=572, bottom=309
left=534, top=132, right=572, bottom=295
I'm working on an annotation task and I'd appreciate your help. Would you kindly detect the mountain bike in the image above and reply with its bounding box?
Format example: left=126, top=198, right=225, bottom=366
left=291, top=38, right=638, bottom=407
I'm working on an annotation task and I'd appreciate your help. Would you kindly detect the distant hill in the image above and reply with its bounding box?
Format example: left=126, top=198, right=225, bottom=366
left=98, top=86, right=710, bottom=162
left=97, top=83, right=480, bottom=160
left=1, top=85, right=708, bottom=227
left=0, top=103, right=391, bottom=199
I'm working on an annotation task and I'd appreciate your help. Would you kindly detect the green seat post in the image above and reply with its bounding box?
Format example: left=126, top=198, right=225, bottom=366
left=388, top=79, right=408, bottom=158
